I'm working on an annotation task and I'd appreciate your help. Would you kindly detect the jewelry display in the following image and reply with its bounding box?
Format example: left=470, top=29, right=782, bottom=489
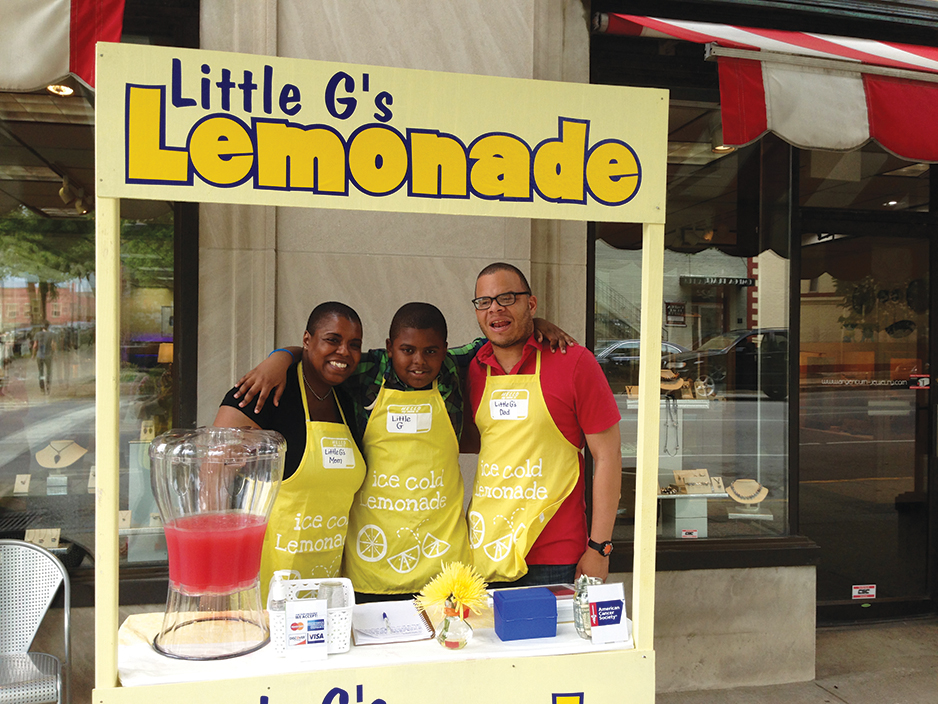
left=49, top=441, right=73, bottom=464
left=726, top=478, right=769, bottom=504
left=35, top=440, right=88, bottom=469
left=662, top=396, right=680, bottom=457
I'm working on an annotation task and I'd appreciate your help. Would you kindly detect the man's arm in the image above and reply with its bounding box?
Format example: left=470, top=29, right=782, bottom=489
left=576, top=423, right=622, bottom=581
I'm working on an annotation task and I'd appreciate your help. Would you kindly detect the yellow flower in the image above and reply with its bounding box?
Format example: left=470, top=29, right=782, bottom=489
left=415, top=562, right=488, bottom=615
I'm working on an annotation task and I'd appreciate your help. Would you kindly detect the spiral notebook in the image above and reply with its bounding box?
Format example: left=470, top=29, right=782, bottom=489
left=351, top=601, right=435, bottom=645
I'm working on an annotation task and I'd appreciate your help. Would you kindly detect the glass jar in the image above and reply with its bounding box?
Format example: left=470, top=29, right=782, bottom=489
left=573, top=574, right=603, bottom=639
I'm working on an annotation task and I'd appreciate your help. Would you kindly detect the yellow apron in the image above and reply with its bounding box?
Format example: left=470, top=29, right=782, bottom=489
left=260, top=365, right=366, bottom=595
left=468, top=350, right=580, bottom=582
left=344, top=380, right=470, bottom=594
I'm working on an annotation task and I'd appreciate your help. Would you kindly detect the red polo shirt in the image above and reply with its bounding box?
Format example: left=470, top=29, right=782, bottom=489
left=467, top=337, right=620, bottom=565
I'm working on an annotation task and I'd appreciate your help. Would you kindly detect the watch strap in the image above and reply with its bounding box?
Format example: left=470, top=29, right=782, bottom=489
left=588, top=538, right=613, bottom=557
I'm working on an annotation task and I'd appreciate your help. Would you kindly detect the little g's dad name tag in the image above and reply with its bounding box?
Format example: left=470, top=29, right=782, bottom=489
left=490, top=390, right=529, bottom=420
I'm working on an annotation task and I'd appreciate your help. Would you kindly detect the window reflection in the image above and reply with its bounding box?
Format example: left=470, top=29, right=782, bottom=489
left=596, top=123, right=790, bottom=543
left=0, top=206, right=174, bottom=571
left=800, top=232, right=929, bottom=600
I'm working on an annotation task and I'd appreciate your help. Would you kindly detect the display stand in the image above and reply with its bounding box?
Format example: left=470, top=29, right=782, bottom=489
left=125, top=441, right=166, bottom=563
left=727, top=504, right=774, bottom=521
left=93, top=42, right=668, bottom=703
left=658, top=493, right=729, bottom=538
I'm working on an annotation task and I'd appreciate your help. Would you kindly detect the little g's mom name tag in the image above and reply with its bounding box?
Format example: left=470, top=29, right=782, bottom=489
left=321, top=437, right=355, bottom=468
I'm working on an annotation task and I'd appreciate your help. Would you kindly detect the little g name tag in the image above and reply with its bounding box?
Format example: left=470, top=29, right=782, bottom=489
left=490, top=390, right=529, bottom=420
left=387, top=404, right=433, bottom=434
left=321, top=438, right=356, bottom=468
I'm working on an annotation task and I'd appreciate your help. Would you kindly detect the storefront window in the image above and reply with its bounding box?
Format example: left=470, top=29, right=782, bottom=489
left=0, top=206, right=174, bottom=571
left=596, top=114, right=791, bottom=542
left=798, top=150, right=931, bottom=604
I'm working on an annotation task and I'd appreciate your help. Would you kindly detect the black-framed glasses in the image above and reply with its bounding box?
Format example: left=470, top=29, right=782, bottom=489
left=471, top=291, right=531, bottom=310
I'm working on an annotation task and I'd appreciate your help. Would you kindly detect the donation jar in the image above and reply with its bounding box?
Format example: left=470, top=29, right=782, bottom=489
left=149, top=427, right=285, bottom=659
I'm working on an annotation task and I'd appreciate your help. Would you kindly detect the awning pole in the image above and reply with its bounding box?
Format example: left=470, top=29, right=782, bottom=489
left=94, top=195, right=121, bottom=689
left=705, top=44, right=938, bottom=84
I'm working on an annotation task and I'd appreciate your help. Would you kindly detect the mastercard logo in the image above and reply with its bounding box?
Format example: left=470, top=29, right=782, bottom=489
left=290, top=621, right=304, bottom=631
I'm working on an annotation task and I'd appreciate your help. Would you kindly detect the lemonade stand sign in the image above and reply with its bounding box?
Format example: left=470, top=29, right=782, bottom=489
left=94, top=42, right=667, bottom=704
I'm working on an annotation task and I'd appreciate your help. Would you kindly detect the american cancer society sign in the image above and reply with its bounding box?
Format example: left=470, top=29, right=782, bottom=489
left=95, top=43, right=667, bottom=223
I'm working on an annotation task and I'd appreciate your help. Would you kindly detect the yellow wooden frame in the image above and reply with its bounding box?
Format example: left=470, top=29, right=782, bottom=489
left=93, top=43, right=666, bottom=704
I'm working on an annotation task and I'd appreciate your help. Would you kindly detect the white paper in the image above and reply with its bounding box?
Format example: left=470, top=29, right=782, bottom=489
left=352, top=601, right=433, bottom=645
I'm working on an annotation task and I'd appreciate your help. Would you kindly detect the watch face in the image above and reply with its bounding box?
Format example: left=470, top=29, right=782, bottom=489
left=601, top=542, right=613, bottom=556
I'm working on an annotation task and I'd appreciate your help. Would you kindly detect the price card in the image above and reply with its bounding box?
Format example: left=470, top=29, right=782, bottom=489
left=14, top=474, right=30, bottom=495
left=25, top=528, right=61, bottom=549
left=119, top=510, right=132, bottom=529
left=149, top=512, right=162, bottom=527
left=87, top=466, right=96, bottom=493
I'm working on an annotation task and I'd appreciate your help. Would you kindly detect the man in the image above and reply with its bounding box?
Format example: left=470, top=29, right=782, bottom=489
left=465, top=263, right=621, bottom=585
left=32, top=322, right=55, bottom=394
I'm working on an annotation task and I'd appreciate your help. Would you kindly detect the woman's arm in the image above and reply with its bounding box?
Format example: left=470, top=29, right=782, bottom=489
left=213, top=404, right=261, bottom=429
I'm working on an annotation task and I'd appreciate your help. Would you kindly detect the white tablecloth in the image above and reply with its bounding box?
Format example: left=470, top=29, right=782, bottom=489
left=118, top=610, right=633, bottom=687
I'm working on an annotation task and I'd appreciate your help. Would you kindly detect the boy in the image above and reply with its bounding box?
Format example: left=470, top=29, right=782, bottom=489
left=240, top=303, right=476, bottom=600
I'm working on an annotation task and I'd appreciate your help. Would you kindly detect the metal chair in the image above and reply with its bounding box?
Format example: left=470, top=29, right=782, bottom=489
left=0, top=539, right=70, bottom=704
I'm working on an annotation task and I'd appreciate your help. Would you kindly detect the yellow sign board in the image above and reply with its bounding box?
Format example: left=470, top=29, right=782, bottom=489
left=95, top=43, right=667, bottom=223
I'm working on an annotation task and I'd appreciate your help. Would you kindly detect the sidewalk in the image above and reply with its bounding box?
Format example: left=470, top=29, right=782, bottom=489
left=658, top=617, right=938, bottom=704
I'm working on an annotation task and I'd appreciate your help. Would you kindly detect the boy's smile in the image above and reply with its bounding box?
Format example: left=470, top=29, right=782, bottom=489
left=387, top=327, right=447, bottom=390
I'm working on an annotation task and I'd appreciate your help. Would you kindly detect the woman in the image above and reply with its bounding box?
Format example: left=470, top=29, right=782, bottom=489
left=215, top=302, right=367, bottom=589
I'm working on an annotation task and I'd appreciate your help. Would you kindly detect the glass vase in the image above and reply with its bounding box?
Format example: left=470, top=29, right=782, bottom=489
left=436, top=599, right=473, bottom=650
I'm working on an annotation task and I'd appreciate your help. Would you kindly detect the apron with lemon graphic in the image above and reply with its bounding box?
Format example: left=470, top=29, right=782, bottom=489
left=468, top=350, right=580, bottom=582
left=260, top=365, right=366, bottom=596
left=346, top=380, right=470, bottom=594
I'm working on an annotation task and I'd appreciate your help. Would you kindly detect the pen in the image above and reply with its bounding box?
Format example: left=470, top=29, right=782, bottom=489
left=382, top=612, right=392, bottom=633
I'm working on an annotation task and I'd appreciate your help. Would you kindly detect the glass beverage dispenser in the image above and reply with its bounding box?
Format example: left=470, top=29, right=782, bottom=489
left=150, top=427, right=285, bottom=659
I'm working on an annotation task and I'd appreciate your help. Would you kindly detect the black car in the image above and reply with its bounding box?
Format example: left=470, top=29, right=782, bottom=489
left=667, top=328, right=789, bottom=400
left=596, top=339, right=689, bottom=391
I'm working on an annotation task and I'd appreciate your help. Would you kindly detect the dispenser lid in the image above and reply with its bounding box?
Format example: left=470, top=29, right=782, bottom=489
left=149, top=426, right=287, bottom=463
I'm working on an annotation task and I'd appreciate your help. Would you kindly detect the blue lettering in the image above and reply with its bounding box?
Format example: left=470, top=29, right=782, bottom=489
left=171, top=58, right=196, bottom=108
left=325, top=71, right=357, bottom=120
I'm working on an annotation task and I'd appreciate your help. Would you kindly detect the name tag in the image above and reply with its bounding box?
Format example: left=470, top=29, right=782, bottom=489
left=489, top=389, right=529, bottom=420
left=387, top=404, right=433, bottom=434
left=321, top=437, right=355, bottom=468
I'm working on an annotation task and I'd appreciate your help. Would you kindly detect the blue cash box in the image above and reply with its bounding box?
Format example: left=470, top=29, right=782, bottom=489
left=493, top=587, right=557, bottom=641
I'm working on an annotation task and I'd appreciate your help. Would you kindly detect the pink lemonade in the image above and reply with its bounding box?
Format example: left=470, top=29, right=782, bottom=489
left=164, top=512, right=268, bottom=594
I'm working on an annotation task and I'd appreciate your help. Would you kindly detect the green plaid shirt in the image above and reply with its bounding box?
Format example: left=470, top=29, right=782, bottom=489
left=342, top=338, right=485, bottom=440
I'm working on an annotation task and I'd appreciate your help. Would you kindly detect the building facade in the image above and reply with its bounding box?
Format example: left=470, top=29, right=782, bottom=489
left=1, top=0, right=937, bottom=697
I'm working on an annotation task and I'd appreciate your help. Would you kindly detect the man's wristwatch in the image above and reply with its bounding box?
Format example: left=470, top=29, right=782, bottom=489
left=588, top=538, right=614, bottom=557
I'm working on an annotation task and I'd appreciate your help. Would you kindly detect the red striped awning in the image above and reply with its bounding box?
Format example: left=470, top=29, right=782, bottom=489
left=0, top=0, right=125, bottom=91
left=596, top=14, right=938, bottom=162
